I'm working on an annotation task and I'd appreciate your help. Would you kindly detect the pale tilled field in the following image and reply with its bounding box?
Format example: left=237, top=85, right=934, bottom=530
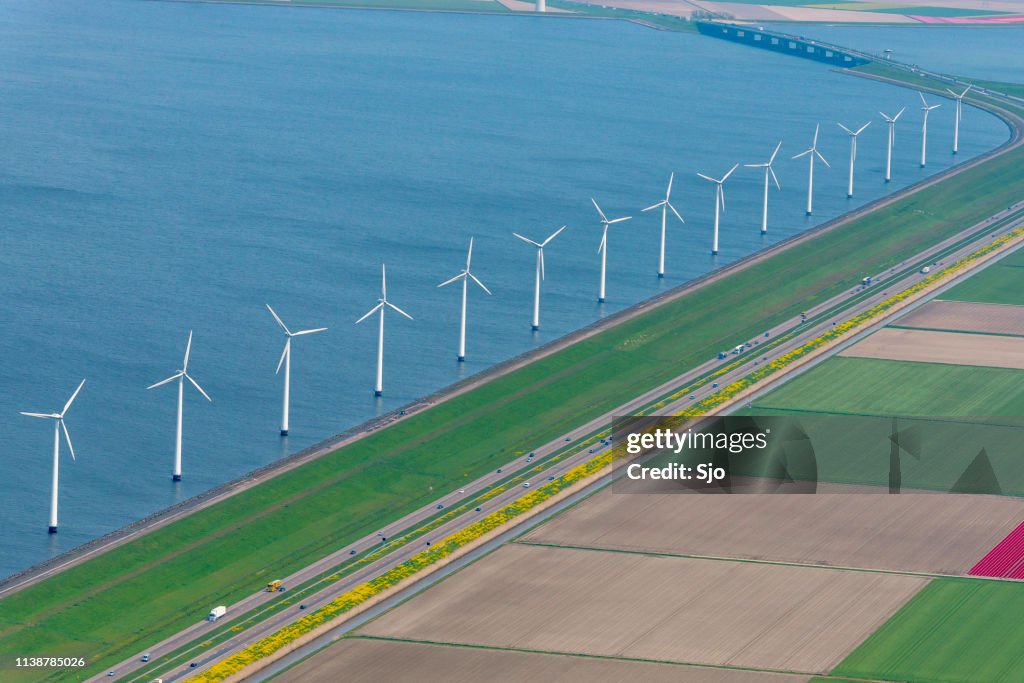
left=524, top=487, right=1024, bottom=574
left=360, top=543, right=926, bottom=674
left=839, top=327, right=1024, bottom=369
left=898, top=300, right=1024, bottom=336
left=276, top=638, right=813, bottom=682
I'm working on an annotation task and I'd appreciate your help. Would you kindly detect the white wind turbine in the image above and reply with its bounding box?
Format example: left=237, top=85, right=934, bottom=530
left=880, top=107, right=906, bottom=183
left=591, top=198, right=632, bottom=303
left=21, top=379, right=86, bottom=533
left=513, top=226, right=565, bottom=331
left=696, top=164, right=738, bottom=256
left=267, top=305, right=327, bottom=436
left=641, top=172, right=685, bottom=278
left=919, top=92, right=941, bottom=168
left=148, top=331, right=212, bottom=481
left=837, top=121, right=871, bottom=198
left=744, top=142, right=782, bottom=234
left=792, top=124, right=829, bottom=216
left=438, top=237, right=492, bottom=362
left=947, top=85, right=971, bottom=154
left=356, top=264, right=413, bottom=397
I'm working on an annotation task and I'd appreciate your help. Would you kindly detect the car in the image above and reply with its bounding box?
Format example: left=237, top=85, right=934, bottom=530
left=107, top=673, right=115, bottom=678
left=496, top=468, right=502, bottom=473
left=588, top=449, right=594, bottom=454
left=475, top=507, right=481, bottom=512
left=190, top=662, right=198, bottom=668
left=436, top=503, right=444, bottom=510
left=529, top=451, right=535, bottom=456
left=349, top=549, right=356, bottom=555
left=564, top=437, right=571, bottom=441
left=458, top=488, right=465, bottom=494
left=141, top=653, right=151, bottom=662
left=523, top=482, right=531, bottom=488
left=299, top=604, right=306, bottom=610
left=547, top=476, right=555, bottom=481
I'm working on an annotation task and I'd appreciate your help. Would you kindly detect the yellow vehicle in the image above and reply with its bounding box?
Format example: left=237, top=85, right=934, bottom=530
left=266, top=579, right=284, bottom=593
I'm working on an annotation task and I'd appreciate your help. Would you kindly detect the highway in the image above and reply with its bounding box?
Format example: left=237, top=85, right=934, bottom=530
left=100, top=198, right=1024, bottom=683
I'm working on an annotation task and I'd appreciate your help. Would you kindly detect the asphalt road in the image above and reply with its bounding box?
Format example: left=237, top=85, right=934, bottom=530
left=99, top=200, right=1024, bottom=683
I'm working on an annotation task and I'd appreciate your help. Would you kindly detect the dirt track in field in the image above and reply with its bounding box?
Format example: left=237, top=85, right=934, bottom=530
left=524, top=486, right=1024, bottom=575
left=840, top=327, right=1024, bottom=369
left=275, top=637, right=812, bottom=683
left=899, top=300, right=1024, bottom=336
left=360, top=543, right=926, bottom=674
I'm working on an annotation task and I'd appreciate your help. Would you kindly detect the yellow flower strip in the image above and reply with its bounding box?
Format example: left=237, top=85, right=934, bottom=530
left=188, top=225, right=1024, bottom=683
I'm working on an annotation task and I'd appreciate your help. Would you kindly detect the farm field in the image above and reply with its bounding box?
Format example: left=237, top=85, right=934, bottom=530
left=839, top=326, right=1024, bottom=368
left=524, top=487, right=1024, bottom=574
left=274, top=637, right=812, bottom=683
left=895, top=299, right=1024, bottom=336
left=832, top=578, right=1024, bottom=683
left=940, top=245, right=1024, bottom=305
left=359, top=543, right=926, bottom=674
left=753, top=356, right=1024, bottom=416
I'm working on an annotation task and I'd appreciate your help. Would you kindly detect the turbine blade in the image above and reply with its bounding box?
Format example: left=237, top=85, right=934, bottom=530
left=292, top=327, right=327, bottom=336
left=265, top=304, right=290, bottom=335
left=590, top=197, right=608, bottom=222
left=961, top=85, right=971, bottom=97
left=919, top=91, right=927, bottom=107
left=719, top=185, right=727, bottom=212
left=182, top=330, right=193, bottom=373
left=721, top=164, right=738, bottom=182
left=792, top=148, right=812, bottom=159
left=276, top=339, right=289, bottom=375
left=356, top=303, right=383, bottom=324
left=837, top=123, right=853, bottom=135
left=147, top=372, right=183, bottom=390
left=597, top=229, right=607, bottom=254
left=386, top=301, right=414, bottom=320
left=381, top=264, right=387, bottom=300
left=812, top=123, right=820, bottom=147
left=437, top=272, right=465, bottom=288
left=696, top=172, right=716, bottom=183
left=62, top=379, right=86, bottom=416
left=666, top=171, right=674, bottom=199
left=815, top=149, right=830, bottom=168
left=743, top=163, right=767, bottom=168
left=856, top=121, right=871, bottom=135
left=608, top=216, right=632, bottom=224
left=513, top=232, right=541, bottom=248
left=466, top=236, right=474, bottom=270
left=469, top=272, right=492, bottom=295
left=541, top=225, right=566, bottom=246
left=668, top=202, right=685, bottom=224
left=641, top=201, right=664, bottom=212
left=61, top=420, right=76, bottom=461
left=186, top=373, right=213, bottom=402
left=769, top=166, right=781, bottom=190
left=20, top=412, right=58, bottom=419
left=539, top=248, right=545, bottom=281
left=946, top=88, right=957, bottom=97
left=894, top=107, right=906, bottom=120
left=769, top=140, right=782, bottom=164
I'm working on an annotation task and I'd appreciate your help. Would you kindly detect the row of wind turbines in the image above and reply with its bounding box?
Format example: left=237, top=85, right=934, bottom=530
left=19, top=85, right=974, bottom=533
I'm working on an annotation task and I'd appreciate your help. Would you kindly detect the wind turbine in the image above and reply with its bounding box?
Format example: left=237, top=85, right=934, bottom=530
left=356, top=264, right=413, bottom=397
left=880, top=107, right=905, bottom=183
left=591, top=198, right=632, bottom=303
left=21, top=379, right=86, bottom=533
left=513, top=226, right=565, bottom=331
left=792, top=124, right=829, bottom=216
left=837, top=122, right=871, bottom=198
left=946, top=85, right=971, bottom=154
left=696, top=164, right=737, bottom=255
left=919, top=92, right=941, bottom=168
left=641, top=172, right=685, bottom=277
left=744, top=142, right=782, bottom=234
left=266, top=305, right=327, bottom=436
left=438, top=237, right=491, bottom=362
left=148, top=331, right=212, bottom=481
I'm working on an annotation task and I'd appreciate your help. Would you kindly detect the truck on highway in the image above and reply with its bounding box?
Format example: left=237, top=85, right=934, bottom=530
left=207, top=605, right=227, bottom=622
left=266, top=579, right=285, bottom=592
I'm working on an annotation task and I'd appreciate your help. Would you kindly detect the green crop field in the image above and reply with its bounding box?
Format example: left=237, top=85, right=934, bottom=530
left=3, top=54, right=1024, bottom=683
left=941, top=246, right=1024, bottom=305
left=754, top=356, right=1024, bottom=417
left=833, top=578, right=1024, bottom=683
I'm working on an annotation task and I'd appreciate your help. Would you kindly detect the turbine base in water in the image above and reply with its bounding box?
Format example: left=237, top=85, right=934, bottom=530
left=280, top=429, right=289, bottom=437
left=457, top=355, right=465, bottom=362
left=711, top=250, right=718, bottom=256
left=172, top=474, right=182, bottom=482
left=48, top=525, right=57, bottom=534
left=657, top=272, right=664, bottom=279
left=374, top=389, right=383, bottom=397
left=597, top=297, right=605, bottom=304
left=531, top=325, right=539, bottom=331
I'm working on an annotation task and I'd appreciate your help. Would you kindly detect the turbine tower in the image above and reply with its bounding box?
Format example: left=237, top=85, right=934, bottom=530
left=438, top=237, right=492, bottom=362
left=880, top=107, right=906, bottom=183
left=697, top=164, right=737, bottom=256
left=21, top=379, right=86, bottom=533
left=792, top=124, right=829, bottom=216
left=744, top=141, right=782, bottom=234
left=266, top=305, right=327, bottom=436
left=837, top=122, right=871, bottom=198
left=591, top=198, right=632, bottom=303
left=919, top=92, right=941, bottom=168
left=356, top=265, right=413, bottom=397
left=148, top=331, right=212, bottom=481
left=946, top=85, right=971, bottom=155
left=641, top=172, right=685, bottom=277
left=513, top=226, right=565, bottom=331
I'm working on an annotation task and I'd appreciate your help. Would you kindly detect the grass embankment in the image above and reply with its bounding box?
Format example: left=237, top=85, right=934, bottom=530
left=941, top=244, right=1024, bottom=305
left=2, top=74, right=1024, bottom=683
left=833, top=578, right=1024, bottom=683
